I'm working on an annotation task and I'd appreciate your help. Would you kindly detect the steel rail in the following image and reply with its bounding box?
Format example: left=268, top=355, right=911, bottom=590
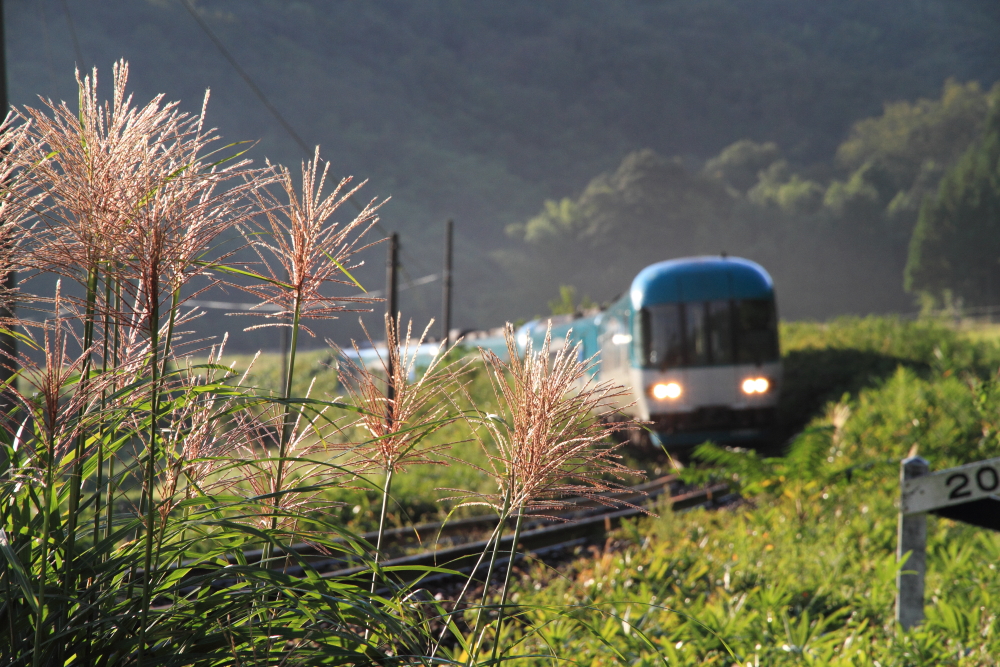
left=277, top=482, right=732, bottom=583
left=236, top=475, right=680, bottom=568
left=161, top=479, right=735, bottom=602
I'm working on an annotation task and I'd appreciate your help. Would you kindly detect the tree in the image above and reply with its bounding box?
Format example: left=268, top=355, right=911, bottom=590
left=703, top=140, right=781, bottom=193
left=836, top=80, right=996, bottom=197
left=748, top=160, right=825, bottom=214
left=501, top=149, right=736, bottom=311
left=905, top=93, right=1000, bottom=308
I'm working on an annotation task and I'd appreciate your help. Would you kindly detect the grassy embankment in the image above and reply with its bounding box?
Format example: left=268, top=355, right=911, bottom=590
left=233, top=316, right=1000, bottom=531
left=434, top=316, right=1000, bottom=665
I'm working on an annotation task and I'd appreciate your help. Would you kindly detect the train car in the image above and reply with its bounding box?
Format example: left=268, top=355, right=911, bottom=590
left=514, top=313, right=601, bottom=372
left=518, top=256, right=781, bottom=448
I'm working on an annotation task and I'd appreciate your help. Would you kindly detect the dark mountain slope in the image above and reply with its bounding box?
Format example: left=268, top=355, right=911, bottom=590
left=5, top=0, right=998, bottom=343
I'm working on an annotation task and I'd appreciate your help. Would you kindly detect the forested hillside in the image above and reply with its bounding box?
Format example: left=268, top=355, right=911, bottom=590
left=506, top=81, right=1000, bottom=319
left=6, top=0, right=1000, bottom=343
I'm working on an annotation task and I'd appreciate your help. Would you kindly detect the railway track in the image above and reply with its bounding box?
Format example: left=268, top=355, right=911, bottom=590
left=238, top=477, right=736, bottom=589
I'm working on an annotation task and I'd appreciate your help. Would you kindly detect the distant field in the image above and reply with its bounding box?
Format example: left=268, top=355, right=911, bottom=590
left=951, top=319, right=1000, bottom=344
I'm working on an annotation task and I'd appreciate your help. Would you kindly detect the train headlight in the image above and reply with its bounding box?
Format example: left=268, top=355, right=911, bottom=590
left=741, top=377, right=770, bottom=394
left=651, top=382, right=682, bottom=400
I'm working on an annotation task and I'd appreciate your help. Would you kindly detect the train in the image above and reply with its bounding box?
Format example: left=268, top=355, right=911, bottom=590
left=515, top=256, right=781, bottom=448
left=346, top=255, right=781, bottom=450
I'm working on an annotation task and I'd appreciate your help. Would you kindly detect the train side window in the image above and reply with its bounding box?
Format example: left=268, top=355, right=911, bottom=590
left=735, top=299, right=779, bottom=363
left=642, top=305, right=684, bottom=368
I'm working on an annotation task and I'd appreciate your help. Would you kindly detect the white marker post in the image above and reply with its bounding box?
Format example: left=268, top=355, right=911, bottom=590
left=896, top=456, right=929, bottom=630
left=897, top=455, right=1000, bottom=629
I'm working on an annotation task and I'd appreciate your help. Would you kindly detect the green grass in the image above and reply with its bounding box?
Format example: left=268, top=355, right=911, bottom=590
left=481, top=316, right=1000, bottom=665
left=776, top=315, right=1000, bottom=440
left=492, top=479, right=1000, bottom=665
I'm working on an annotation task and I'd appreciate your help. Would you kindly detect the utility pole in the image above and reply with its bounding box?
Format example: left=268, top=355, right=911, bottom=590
left=385, top=233, right=398, bottom=418
left=0, top=0, right=16, bottom=415
left=441, top=219, right=453, bottom=343
left=385, top=232, right=399, bottom=326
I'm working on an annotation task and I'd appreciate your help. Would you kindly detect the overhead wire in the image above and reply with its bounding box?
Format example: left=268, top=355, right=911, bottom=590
left=179, top=0, right=311, bottom=157
left=58, top=0, right=85, bottom=70
left=185, top=272, right=440, bottom=311
left=178, top=0, right=394, bottom=236
left=179, top=0, right=444, bottom=321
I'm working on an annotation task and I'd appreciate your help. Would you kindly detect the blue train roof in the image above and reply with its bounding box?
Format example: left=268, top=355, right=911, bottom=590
left=629, top=256, right=773, bottom=308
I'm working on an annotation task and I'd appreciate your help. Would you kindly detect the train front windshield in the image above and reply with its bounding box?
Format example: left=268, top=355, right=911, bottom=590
left=642, top=299, right=778, bottom=368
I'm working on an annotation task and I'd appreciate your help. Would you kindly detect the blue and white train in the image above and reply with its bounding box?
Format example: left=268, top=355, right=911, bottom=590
left=515, top=256, right=780, bottom=447
left=346, top=255, right=781, bottom=449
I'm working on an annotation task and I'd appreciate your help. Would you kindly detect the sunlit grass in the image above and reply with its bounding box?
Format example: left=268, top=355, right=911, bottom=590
left=495, top=315, right=1000, bottom=665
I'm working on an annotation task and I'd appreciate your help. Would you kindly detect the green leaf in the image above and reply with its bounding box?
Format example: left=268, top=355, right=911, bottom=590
left=197, top=262, right=294, bottom=290
left=323, top=251, right=367, bottom=293
left=0, top=529, right=38, bottom=614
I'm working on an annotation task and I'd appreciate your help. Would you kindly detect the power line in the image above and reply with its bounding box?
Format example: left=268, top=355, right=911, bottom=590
left=179, top=0, right=310, bottom=157
left=178, top=0, right=393, bottom=236
left=186, top=272, right=441, bottom=311
left=58, top=0, right=85, bottom=70
left=179, top=1, right=442, bottom=317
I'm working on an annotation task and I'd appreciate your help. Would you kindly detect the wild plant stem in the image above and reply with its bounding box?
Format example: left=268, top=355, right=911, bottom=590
left=429, top=519, right=505, bottom=659
left=257, top=295, right=301, bottom=659
left=1, top=467, right=16, bottom=653
left=138, top=288, right=162, bottom=666
left=32, top=446, right=55, bottom=667
left=244, top=292, right=303, bottom=654
left=61, top=265, right=100, bottom=639
left=370, top=322, right=397, bottom=596
left=159, top=287, right=181, bottom=380
left=179, top=482, right=193, bottom=568
left=267, top=292, right=302, bottom=548
left=94, top=271, right=113, bottom=551
left=105, top=277, right=122, bottom=543
left=363, top=467, right=395, bottom=643
left=1, top=413, right=22, bottom=652
left=370, top=467, right=394, bottom=596
left=489, top=505, right=525, bottom=666
left=282, top=295, right=303, bottom=400
left=276, top=298, right=302, bottom=462
left=467, top=489, right=512, bottom=666
left=151, top=289, right=182, bottom=571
